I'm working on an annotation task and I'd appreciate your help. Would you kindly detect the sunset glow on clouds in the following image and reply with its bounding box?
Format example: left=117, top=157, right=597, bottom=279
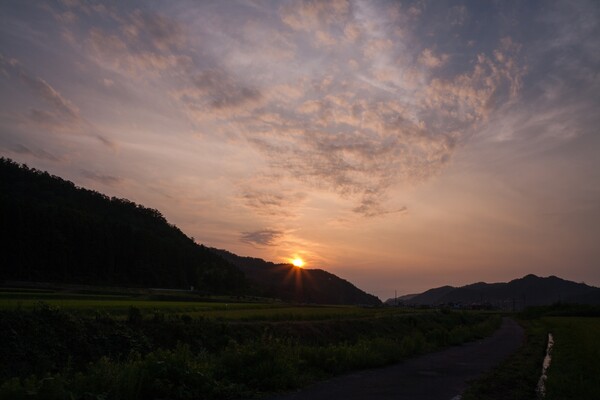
left=1, top=1, right=599, bottom=298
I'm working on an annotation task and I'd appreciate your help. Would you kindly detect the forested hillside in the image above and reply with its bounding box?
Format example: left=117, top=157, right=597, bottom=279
left=0, top=158, right=246, bottom=292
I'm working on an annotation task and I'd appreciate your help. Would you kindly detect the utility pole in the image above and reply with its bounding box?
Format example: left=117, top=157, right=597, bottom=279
left=395, top=289, right=397, bottom=306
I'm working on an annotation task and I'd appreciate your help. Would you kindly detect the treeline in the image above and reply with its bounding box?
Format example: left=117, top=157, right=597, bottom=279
left=0, top=158, right=245, bottom=292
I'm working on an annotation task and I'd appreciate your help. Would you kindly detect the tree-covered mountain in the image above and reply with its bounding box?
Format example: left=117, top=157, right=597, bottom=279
left=387, top=274, right=600, bottom=308
left=0, top=157, right=380, bottom=305
left=0, top=158, right=246, bottom=292
left=213, top=249, right=382, bottom=306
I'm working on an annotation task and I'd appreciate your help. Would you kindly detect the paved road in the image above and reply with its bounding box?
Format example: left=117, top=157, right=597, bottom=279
left=269, top=317, right=524, bottom=400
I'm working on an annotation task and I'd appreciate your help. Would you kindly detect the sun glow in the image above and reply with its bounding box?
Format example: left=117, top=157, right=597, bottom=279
left=292, top=258, right=304, bottom=268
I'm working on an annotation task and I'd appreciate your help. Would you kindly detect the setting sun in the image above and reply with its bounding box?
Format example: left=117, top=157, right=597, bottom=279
left=292, top=258, right=304, bottom=268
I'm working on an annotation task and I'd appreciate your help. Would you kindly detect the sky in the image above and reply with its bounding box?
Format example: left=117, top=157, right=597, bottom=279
left=1, top=0, right=599, bottom=300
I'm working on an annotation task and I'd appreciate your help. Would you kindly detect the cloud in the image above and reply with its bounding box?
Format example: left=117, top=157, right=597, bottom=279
left=188, top=69, right=262, bottom=110
left=20, top=77, right=79, bottom=120
left=10, top=144, right=63, bottom=162
left=57, top=0, right=182, bottom=49
left=476, top=2, right=599, bottom=149
left=28, top=109, right=64, bottom=128
left=93, top=134, right=118, bottom=150
left=422, top=40, right=524, bottom=129
left=126, top=9, right=186, bottom=52
left=353, top=201, right=407, bottom=218
left=54, top=3, right=191, bottom=78
left=0, top=55, right=115, bottom=148
left=241, top=185, right=307, bottom=217
left=240, top=229, right=284, bottom=246
left=163, top=3, right=508, bottom=217
left=280, top=0, right=351, bottom=48
left=280, top=0, right=350, bottom=32
left=87, top=28, right=188, bottom=75
left=81, top=169, right=123, bottom=186
left=234, top=38, right=521, bottom=216
left=0, top=55, right=80, bottom=121
left=27, top=2, right=528, bottom=217
left=418, top=49, right=448, bottom=69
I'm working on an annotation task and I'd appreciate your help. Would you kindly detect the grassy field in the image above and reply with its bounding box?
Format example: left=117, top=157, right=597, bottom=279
left=462, top=306, right=600, bottom=400
left=0, top=289, right=411, bottom=321
left=0, top=287, right=501, bottom=399
left=544, top=317, right=600, bottom=400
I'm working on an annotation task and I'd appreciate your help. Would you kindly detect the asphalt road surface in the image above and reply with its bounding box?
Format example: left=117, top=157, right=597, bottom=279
left=269, top=317, right=524, bottom=400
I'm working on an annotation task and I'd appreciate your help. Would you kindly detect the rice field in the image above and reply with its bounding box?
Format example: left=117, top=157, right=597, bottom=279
left=0, top=288, right=408, bottom=320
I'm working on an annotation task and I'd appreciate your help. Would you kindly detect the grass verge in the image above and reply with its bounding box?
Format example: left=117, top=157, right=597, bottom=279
left=544, top=317, right=600, bottom=400
left=462, top=305, right=600, bottom=400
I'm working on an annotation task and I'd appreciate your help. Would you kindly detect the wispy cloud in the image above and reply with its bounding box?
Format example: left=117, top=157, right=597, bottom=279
left=241, top=186, right=307, bottom=217
left=178, top=69, right=263, bottom=112
left=181, top=2, right=524, bottom=217
left=240, top=229, right=284, bottom=246
left=232, top=39, right=522, bottom=216
left=53, top=1, right=191, bottom=77
left=87, top=27, right=189, bottom=76
left=81, top=169, right=123, bottom=186
left=353, top=201, right=407, bottom=218
left=4, top=2, right=528, bottom=217
left=10, top=144, right=63, bottom=162
left=17, top=72, right=80, bottom=121
left=0, top=54, right=115, bottom=149
left=0, top=55, right=79, bottom=121
left=476, top=1, right=599, bottom=151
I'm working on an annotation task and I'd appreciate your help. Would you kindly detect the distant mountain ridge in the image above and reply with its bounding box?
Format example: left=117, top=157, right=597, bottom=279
left=213, top=249, right=381, bottom=306
left=386, top=274, right=600, bottom=308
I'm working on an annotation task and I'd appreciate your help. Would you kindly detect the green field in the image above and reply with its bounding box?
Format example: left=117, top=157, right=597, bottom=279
left=0, top=289, right=408, bottom=321
left=0, top=288, right=501, bottom=400
left=544, top=317, right=600, bottom=400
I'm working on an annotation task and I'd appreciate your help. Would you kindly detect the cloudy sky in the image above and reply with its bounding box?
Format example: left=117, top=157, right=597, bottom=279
left=1, top=0, right=599, bottom=299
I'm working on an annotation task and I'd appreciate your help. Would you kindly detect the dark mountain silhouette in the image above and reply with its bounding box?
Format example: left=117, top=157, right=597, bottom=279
left=213, top=249, right=382, bottom=305
left=399, top=286, right=455, bottom=305
left=389, top=274, right=600, bottom=308
left=383, top=293, right=417, bottom=306
left=0, top=157, right=245, bottom=292
left=0, top=157, right=379, bottom=305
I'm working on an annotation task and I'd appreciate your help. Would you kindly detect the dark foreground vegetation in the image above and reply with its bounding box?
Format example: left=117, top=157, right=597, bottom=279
left=462, top=304, right=600, bottom=400
left=0, top=303, right=500, bottom=399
